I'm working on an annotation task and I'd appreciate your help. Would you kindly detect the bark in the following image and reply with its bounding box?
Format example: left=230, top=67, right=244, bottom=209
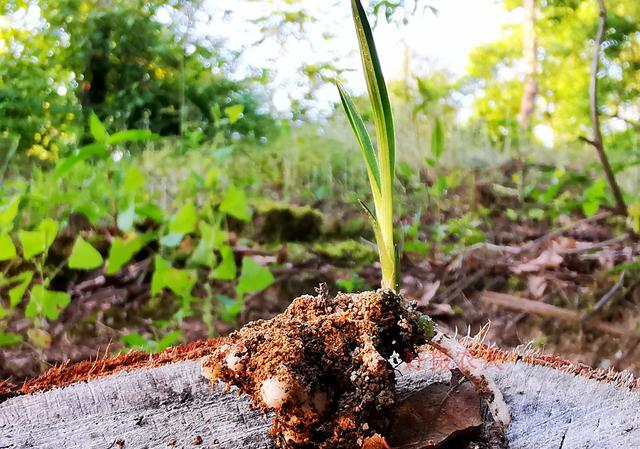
left=518, top=0, right=538, bottom=129
left=2, top=355, right=640, bottom=448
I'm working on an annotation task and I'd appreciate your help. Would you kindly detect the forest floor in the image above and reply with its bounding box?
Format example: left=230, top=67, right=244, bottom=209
left=1, top=202, right=638, bottom=385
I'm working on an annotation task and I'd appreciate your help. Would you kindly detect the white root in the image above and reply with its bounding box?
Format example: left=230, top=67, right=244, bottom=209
left=429, top=327, right=512, bottom=427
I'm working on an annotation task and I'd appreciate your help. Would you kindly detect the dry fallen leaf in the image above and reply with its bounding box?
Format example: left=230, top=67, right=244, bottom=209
left=512, top=249, right=563, bottom=273
left=527, top=275, right=547, bottom=298
left=389, top=382, right=483, bottom=449
left=362, top=434, right=392, bottom=449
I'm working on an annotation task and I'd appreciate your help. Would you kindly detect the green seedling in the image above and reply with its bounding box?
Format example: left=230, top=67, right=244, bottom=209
left=337, top=0, right=398, bottom=291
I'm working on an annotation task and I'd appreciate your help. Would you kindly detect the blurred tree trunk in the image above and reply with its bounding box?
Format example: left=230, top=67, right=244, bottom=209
left=518, top=0, right=537, bottom=129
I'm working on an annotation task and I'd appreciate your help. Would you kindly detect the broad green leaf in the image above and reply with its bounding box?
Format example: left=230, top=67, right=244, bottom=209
left=136, top=202, right=164, bottom=223
left=0, top=232, right=16, bottom=261
left=211, top=244, right=236, bottom=280
left=217, top=294, right=243, bottom=323
left=351, top=0, right=395, bottom=185
left=155, top=330, right=182, bottom=352
left=0, top=331, right=23, bottom=347
left=0, top=196, right=20, bottom=231
left=117, top=202, right=137, bottom=232
left=9, top=271, right=33, bottom=307
left=159, top=232, right=184, bottom=248
left=151, top=256, right=196, bottom=298
left=120, top=333, right=149, bottom=349
left=236, top=257, right=274, bottom=294
left=68, top=237, right=104, bottom=269
left=122, top=165, right=145, bottom=194
left=89, top=111, right=109, bottom=142
left=582, top=179, right=607, bottom=217
left=107, top=130, right=159, bottom=144
left=106, top=233, right=151, bottom=275
left=169, top=203, right=197, bottom=234
left=188, top=223, right=216, bottom=268
left=220, top=186, right=251, bottom=222
left=0, top=304, right=5, bottom=320
left=224, top=104, right=244, bottom=124
left=18, top=218, right=59, bottom=260
left=25, top=285, right=71, bottom=320
left=337, top=82, right=381, bottom=192
left=431, top=117, right=445, bottom=160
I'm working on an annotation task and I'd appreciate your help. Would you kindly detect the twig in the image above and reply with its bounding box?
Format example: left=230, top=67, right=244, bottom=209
left=479, top=291, right=640, bottom=338
left=581, top=271, right=625, bottom=321
left=582, top=0, right=628, bottom=216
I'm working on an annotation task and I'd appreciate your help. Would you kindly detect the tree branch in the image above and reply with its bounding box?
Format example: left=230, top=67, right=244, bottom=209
left=588, top=0, right=628, bottom=216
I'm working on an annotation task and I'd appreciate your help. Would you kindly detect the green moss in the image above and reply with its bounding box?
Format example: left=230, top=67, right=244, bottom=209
left=253, top=200, right=324, bottom=243
left=312, top=239, right=377, bottom=267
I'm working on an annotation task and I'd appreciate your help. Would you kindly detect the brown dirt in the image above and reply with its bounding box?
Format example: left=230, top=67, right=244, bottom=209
left=202, top=289, right=429, bottom=449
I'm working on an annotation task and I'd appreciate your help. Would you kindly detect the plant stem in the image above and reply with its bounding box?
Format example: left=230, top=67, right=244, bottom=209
left=583, top=0, right=628, bottom=217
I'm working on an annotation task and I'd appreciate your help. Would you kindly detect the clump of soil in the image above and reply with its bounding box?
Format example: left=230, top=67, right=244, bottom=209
left=202, top=289, right=432, bottom=449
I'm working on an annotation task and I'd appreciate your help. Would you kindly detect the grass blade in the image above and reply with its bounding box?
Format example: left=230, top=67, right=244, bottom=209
left=351, top=0, right=396, bottom=186
left=337, top=82, right=381, bottom=193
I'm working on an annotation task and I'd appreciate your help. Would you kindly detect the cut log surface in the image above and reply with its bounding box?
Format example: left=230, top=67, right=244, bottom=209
left=1, top=357, right=640, bottom=449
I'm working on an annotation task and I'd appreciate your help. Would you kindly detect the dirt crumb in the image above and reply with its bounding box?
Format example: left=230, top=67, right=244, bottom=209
left=202, top=290, right=429, bottom=449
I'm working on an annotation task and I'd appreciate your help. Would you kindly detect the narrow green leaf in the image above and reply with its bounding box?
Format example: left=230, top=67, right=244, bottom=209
left=337, top=82, right=381, bottom=193
left=89, top=111, right=109, bottom=142
left=431, top=117, right=445, bottom=160
left=351, top=0, right=396, bottom=184
left=0, top=232, right=16, bottom=261
left=107, top=130, right=159, bottom=145
left=68, top=237, right=104, bottom=270
left=55, top=143, right=109, bottom=177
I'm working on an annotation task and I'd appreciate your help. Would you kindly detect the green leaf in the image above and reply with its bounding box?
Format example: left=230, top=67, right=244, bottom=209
left=211, top=244, right=236, bottom=280
left=0, top=196, right=20, bottom=231
left=55, top=143, right=109, bottom=177
left=236, top=257, right=274, bottom=294
left=107, top=130, right=159, bottom=145
left=0, top=331, right=23, bottom=347
left=582, top=179, right=607, bottom=217
left=188, top=223, right=216, bottom=268
left=220, top=186, right=251, bottom=222
left=25, top=285, right=71, bottom=320
left=159, top=232, right=184, bottom=248
left=431, top=117, right=445, bottom=160
left=68, top=237, right=104, bottom=269
left=106, top=233, right=151, bottom=275
left=9, top=271, right=33, bottom=307
left=0, top=232, right=16, bottom=261
left=336, top=82, right=381, bottom=193
left=122, top=165, right=145, bottom=194
left=89, top=111, right=109, bottom=142
left=351, top=0, right=395, bottom=185
left=169, top=203, right=197, bottom=234
left=217, top=294, right=243, bottom=323
left=224, top=104, right=245, bottom=124
left=151, top=256, right=196, bottom=298
left=117, top=202, right=137, bottom=232
left=136, top=202, right=164, bottom=223
left=18, top=218, right=59, bottom=260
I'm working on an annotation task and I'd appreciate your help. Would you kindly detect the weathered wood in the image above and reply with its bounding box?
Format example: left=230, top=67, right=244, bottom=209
left=1, top=357, right=639, bottom=449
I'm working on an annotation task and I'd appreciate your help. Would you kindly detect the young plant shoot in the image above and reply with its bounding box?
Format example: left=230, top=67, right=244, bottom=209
left=337, top=0, right=511, bottom=427
left=337, top=0, right=398, bottom=292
